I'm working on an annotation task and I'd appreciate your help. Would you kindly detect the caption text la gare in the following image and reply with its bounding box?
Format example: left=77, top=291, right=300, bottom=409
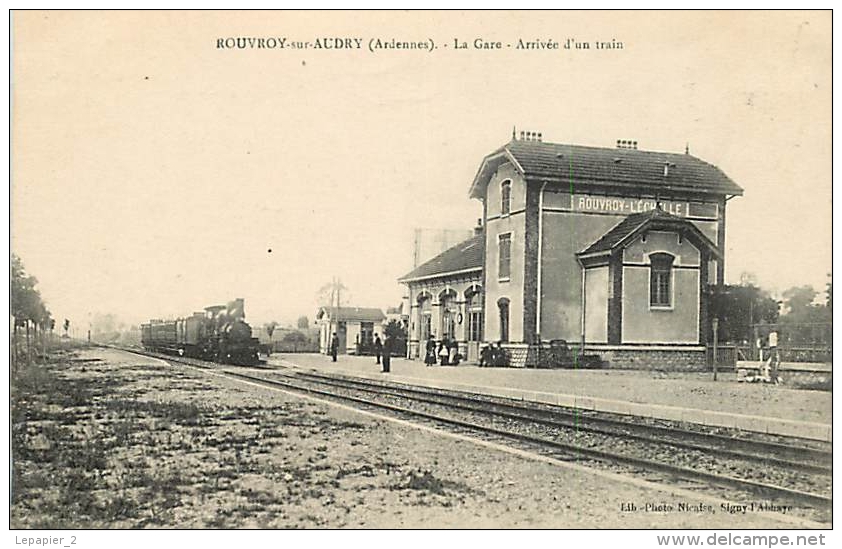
left=454, top=38, right=623, bottom=50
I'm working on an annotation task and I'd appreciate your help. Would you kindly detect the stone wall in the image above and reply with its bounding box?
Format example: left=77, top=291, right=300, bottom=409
left=598, top=348, right=708, bottom=371
left=494, top=344, right=708, bottom=370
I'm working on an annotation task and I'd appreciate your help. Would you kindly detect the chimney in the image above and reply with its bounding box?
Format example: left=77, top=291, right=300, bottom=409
left=474, top=218, right=483, bottom=236
left=518, top=130, right=543, bottom=142
left=616, top=139, right=638, bottom=150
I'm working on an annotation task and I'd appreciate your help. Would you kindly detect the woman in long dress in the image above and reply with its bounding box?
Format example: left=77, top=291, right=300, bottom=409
left=439, top=339, right=449, bottom=366
left=424, top=336, right=437, bottom=366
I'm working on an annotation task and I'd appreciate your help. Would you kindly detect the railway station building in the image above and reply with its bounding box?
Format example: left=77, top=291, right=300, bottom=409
left=399, top=133, right=743, bottom=369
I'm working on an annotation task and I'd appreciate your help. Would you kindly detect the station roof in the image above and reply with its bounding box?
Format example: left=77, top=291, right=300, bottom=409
left=316, top=306, right=385, bottom=323
left=399, top=233, right=484, bottom=283
left=469, top=139, right=744, bottom=199
left=578, top=207, right=721, bottom=258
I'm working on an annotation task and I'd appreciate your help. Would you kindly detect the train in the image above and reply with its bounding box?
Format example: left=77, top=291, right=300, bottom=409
left=141, top=298, right=261, bottom=365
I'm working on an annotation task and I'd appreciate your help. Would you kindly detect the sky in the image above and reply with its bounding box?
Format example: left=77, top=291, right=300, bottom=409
left=11, top=11, right=832, bottom=329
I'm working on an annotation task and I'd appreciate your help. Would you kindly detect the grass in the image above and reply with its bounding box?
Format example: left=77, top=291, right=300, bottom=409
left=11, top=344, right=481, bottom=528
left=10, top=351, right=200, bottom=527
left=104, top=398, right=210, bottom=426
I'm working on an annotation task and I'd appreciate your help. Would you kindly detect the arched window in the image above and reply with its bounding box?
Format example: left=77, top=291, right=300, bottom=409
left=439, top=290, right=457, bottom=341
left=417, top=294, right=432, bottom=340
left=498, top=233, right=511, bottom=280
left=497, top=298, right=510, bottom=342
left=466, top=287, right=483, bottom=342
left=501, top=180, right=511, bottom=215
left=649, top=253, right=674, bottom=308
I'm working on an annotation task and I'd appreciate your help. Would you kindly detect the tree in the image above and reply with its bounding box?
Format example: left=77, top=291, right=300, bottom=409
left=11, top=254, right=41, bottom=325
left=316, top=278, right=349, bottom=308
left=778, top=285, right=831, bottom=346
left=282, top=330, right=309, bottom=352
left=739, top=271, right=758, bottom=287
left=264, top=321, right=278, bottom=340
left=383, top=319, right=407, bottom=340
left=781, top=285, right=818, bottom=320
left=709, top=284, right=779, bottom=343
left=10, top=254, right=52, bottom=364
left=296, top=316, right=309, bottom=330
left=92, top=313, right=118, bottom=335
left=778, top=285, right=830, bottom=327
left=283, top=331, right=309, bottom=343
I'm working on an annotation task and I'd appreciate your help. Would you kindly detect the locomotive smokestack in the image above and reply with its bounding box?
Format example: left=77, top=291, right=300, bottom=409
left=227, top=298, right=245, bottom=320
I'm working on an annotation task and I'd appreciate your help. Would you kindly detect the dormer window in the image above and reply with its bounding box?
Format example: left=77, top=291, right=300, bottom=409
left=501, top=180, right=511, bottom=215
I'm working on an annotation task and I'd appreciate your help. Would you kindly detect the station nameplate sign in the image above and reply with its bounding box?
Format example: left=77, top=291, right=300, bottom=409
left=544, top=191, right=718, bottom=220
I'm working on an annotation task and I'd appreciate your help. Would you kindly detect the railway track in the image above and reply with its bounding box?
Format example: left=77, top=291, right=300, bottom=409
left=290, top=369, right=832, bottom=475
left=114, top=346, right=833, bottom=523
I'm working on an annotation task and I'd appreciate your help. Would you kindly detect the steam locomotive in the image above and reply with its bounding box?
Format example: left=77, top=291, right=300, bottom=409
left=141, top=298, right=261, bottom=365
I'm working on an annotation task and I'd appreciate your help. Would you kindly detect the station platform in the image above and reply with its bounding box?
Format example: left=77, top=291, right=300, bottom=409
left=267, top=353, right=832, bottom=442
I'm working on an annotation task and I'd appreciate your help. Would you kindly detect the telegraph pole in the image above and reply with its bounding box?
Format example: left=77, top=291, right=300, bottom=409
left=712, top=317, right=719, bottom=381
left=327, top=276, right=336, bottom=348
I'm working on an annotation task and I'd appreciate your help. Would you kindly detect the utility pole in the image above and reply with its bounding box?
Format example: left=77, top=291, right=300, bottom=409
left=331, top=277, right=337, bottom=351
left=748, top=296, right=754, bottom=358
left=712, top=317, right=719, bottom=381
left=334, top=277, right=342, bottom=352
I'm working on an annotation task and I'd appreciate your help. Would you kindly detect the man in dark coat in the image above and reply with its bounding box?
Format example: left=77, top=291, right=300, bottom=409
left=373, top=333, right=383, bottom=365
left=330, top=332, right=339, bottom=362
left=381, top=333, right=392, bottom=373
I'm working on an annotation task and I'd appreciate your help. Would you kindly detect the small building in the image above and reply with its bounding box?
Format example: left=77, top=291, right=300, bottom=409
left=315, top=306, right=386, bottom=355
left=400, top=132, right=744, bottom=370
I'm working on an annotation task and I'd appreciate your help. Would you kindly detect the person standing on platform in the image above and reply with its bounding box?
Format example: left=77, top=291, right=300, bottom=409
left=382, top=333, right=392, bottom=373
left=373, top=333, right=383, bottom=365
left=424, top=336, right=437, bottom=366
left=479, top=344, right=490, bottom=367
left=439, top=339, right=449, bottom=366
left=491, top=341, right=505, bottom=366
left=448, top=340, right=457, bottom=365
left=330, top=332, right=339, bottom=362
